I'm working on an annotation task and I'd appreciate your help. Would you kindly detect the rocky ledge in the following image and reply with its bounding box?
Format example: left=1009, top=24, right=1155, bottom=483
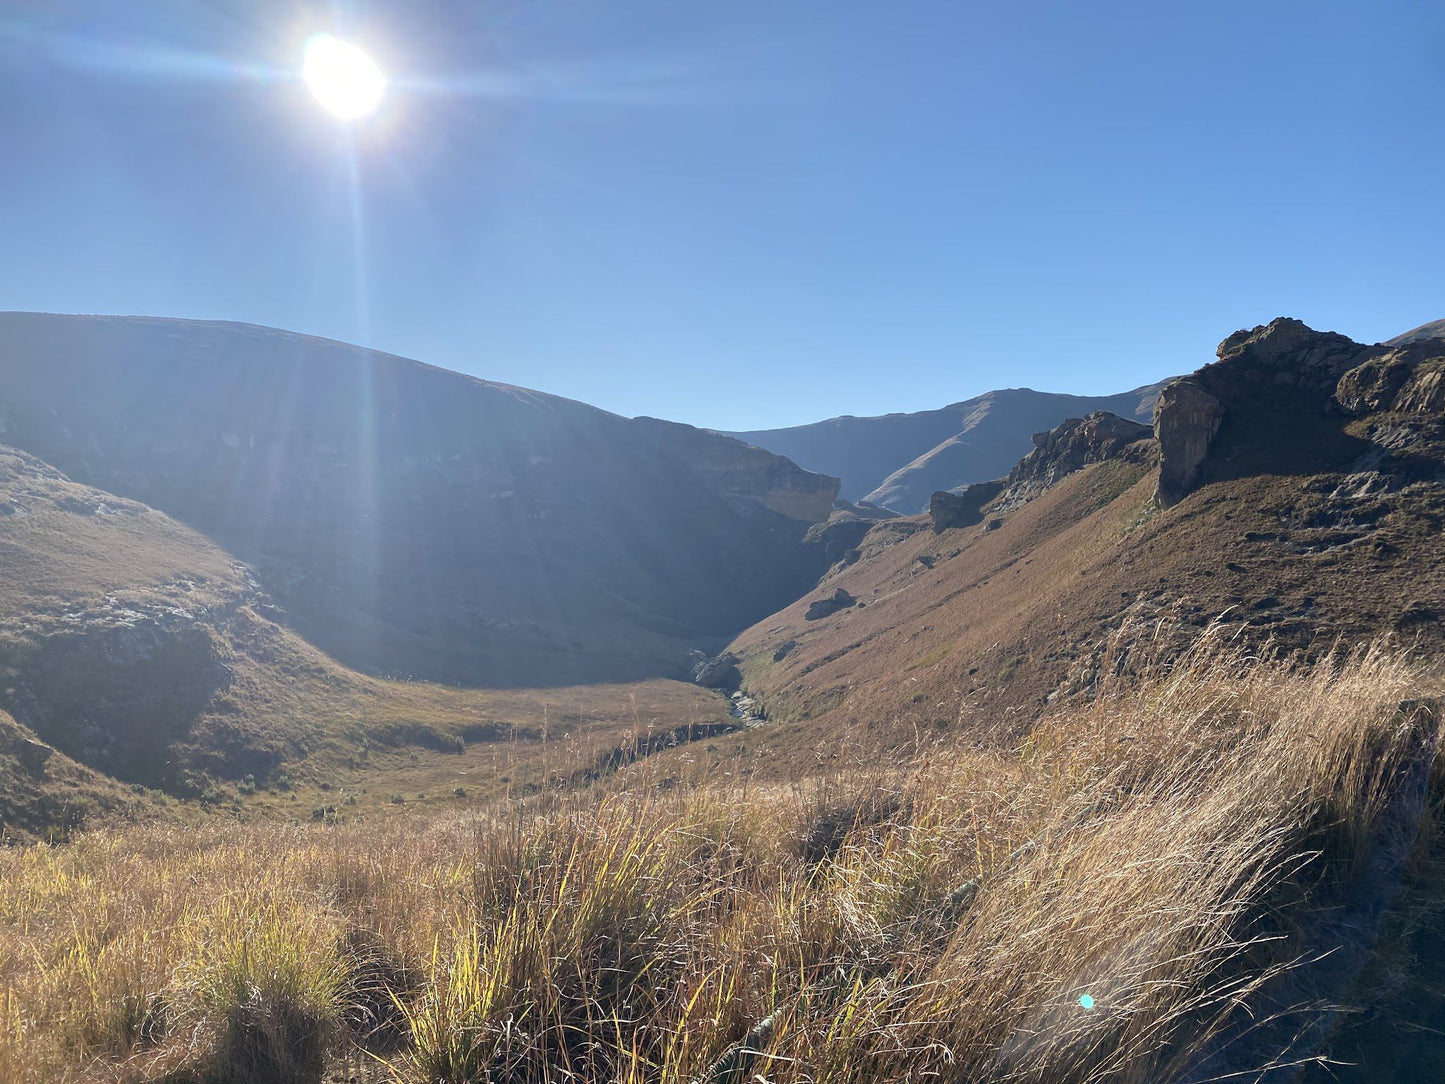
left=993, top=412, right=1154, bottom=513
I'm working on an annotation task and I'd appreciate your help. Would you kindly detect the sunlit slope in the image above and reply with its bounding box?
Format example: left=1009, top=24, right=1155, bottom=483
left=0, top=442, right=731, bottom=820
left=728, top=382, right=1167, bottom=513
left=711, top=319, right=1445, bottom=776
left=0, top=313, right=838, bottom=686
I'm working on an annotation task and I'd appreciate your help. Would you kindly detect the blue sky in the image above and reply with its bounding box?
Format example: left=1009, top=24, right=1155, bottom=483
left=1, top=1, right=1442, bottom=430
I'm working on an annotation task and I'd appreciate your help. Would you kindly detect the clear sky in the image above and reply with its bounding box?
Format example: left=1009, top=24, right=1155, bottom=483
left=2, top=1, right=1442, bottom=430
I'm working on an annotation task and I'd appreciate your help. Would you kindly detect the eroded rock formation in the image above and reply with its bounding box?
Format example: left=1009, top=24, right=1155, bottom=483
left=929, top=479, right=1006, bottom=532
left=994, top=412, right=1153, bottom=512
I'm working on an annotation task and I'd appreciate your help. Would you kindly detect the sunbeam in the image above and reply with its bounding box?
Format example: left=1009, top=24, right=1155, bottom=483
left=0, top=17, right=287, bottom=85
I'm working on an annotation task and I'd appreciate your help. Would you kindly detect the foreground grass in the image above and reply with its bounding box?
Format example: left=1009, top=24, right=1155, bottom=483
left=0, top=629, right=1438, bottom=1083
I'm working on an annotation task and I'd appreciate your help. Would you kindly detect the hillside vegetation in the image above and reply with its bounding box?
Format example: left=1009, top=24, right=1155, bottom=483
left=0, top=630, right=1437, bottom=1083
left=710, top=319, right=1445, bottom=780
left=0, top=442, right=731, bottom=837
left=0, top=313, right=838, bottom=687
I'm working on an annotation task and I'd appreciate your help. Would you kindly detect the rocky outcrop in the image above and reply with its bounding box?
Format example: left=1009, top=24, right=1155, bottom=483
left=0, top=598, right=232, bottom=788
left=993, top=412, right=1153, bottom=512
left=1155, top=380, right=1224, bottom=505
left=803, top=501, right=900, bottom=564
left=805, top=588, right=856, bottom=621
left=1336, top=341, right=1445, bottom=415
left=1156, top=317, right=1445, bottom=507
left=929, top=479, right=1006, bottom=532
left=690, top=651, right=742, bottom=692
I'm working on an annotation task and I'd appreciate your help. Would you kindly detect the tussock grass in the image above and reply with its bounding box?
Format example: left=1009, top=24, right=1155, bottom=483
left=0, top=627, right=1436, bottom=1083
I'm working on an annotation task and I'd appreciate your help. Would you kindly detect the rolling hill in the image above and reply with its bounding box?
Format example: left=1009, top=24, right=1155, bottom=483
left=0, top=439, right=734, bottom=837
left=0, top=313, right=839, bottom=688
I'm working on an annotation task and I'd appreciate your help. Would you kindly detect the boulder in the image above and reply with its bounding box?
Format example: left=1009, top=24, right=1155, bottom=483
left=690, top=652, right=742, bottom=692
left=805, top=588, right=856, bottom=621
left=929, top=479, right=1006, bottom=532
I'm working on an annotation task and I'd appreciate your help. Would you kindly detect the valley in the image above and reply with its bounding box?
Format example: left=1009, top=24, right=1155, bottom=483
left=0, top=313, right=1442, bottom=1083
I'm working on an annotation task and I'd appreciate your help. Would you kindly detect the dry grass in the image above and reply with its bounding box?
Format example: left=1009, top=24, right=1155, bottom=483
left=0, top=627, right=1437, bottom=1084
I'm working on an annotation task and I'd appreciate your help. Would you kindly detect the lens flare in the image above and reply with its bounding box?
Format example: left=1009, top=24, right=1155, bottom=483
left=1078, top=994, right=1096, bottom=1011
left=303, top=34, right=385, bottom=119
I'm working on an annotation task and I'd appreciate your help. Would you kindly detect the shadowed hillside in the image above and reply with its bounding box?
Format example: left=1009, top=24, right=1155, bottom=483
left=0, top=313, right=839, bottom=687
left=0, top=440, right=733, bottom=825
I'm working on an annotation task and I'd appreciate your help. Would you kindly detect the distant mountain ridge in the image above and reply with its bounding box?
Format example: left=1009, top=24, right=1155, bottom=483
left=1388, top=318, right=1445, bottom=346
left=0, top=313, right=838, bottom=687
left=726, top=382, right=1170, bottom=513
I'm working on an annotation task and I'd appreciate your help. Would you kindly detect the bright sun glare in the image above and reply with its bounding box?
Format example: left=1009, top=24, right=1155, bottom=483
left=303, top=34, right=385, bottom=120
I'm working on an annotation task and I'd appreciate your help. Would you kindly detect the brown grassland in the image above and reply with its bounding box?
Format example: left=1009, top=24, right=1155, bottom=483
left=1, top=624, right=1439, bottom=1083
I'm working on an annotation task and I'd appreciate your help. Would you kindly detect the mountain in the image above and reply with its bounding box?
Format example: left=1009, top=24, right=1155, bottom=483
left=0, top=313, right=839, bottom=688
left=687, top=317, right=1445, bottom=779
left=1388, top=318, right=1445, bottom=345
left=0, top=438, right=732, bottom=830
left=726, top=382, right=1169, bottom=514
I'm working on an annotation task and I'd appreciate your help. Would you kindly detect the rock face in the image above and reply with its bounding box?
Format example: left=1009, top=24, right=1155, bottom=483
left=993, top=412, right=1153, bottom=512
left=1155, top=317, right=1445, bottom=506
left=929, top=479, right=1006, bottom=532
left=1336, top=342, right=1445, bottom=415
left=0, top=602, right=230, bottom=787
left=0, top=314, right=840, bottom=686
left=803, top=501, right=900, bottom=564
left=728, top=382, right=1172, bottom=514
left=1154, top=381, right=1224, bottom=505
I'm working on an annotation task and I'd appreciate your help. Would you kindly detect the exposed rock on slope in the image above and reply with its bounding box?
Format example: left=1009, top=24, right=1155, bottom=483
left=0, top=707, right=146, bottom=842
left=804, top=500, right=901, bottom=563
left=805, top=587, right=857, bottom=621
left=1156, top=317, right=1445, bottom=506
left=929, top=480, right=1005, bottom=532
left=993, top=411, right=1153, bottom=512
left=0, top=442, right=264, bottom=790
left=729, top=383, right=1168, bottom=514
left=698, top=317, right=1444, bottom=784
left=0, top=313, right=838, bottom=686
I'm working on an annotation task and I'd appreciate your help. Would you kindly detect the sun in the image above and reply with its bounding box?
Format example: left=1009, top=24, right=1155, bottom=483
left=303, top=34, right=385, bottom=120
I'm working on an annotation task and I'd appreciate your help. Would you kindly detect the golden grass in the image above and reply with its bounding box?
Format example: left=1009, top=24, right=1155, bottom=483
left=0, top=627, right=1437, bottom=1083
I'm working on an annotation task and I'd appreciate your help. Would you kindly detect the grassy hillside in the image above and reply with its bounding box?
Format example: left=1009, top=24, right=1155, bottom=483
left=0, top=313, right=838, bottom=687
left=0, top=635, right=1436, bottom=1083
left=701, top=321, right=1445, bottom=780
left=0, top=442, right=733, bottom=828
left=0, top=708, right=153, bottom=843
